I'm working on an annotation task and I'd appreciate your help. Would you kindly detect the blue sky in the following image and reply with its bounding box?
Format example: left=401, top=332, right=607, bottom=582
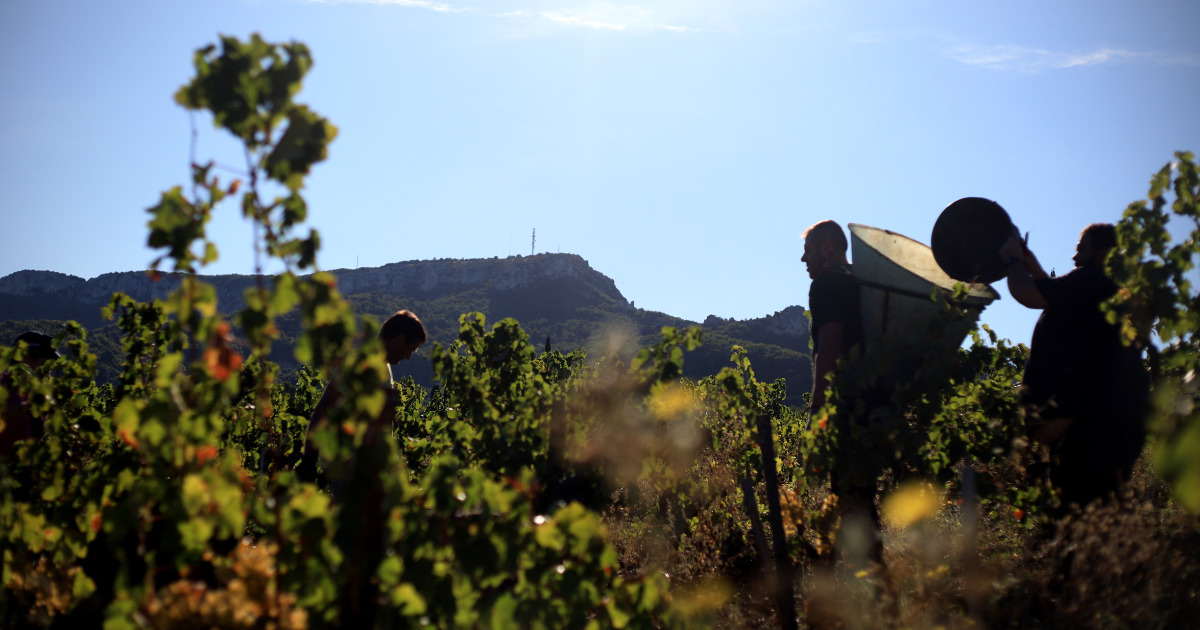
left=2, top=0, right=1198, bottom=348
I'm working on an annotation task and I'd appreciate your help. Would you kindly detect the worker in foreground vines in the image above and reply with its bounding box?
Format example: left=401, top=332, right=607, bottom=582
left=999, top=223, right=1149, bottom=511
left=802, top=220, right=883, bottom=566
left=299, top=309, right=426, bottom=625
left=0, top=331, right=59, bottom=455
left=300, top=309, right=427, bottom=479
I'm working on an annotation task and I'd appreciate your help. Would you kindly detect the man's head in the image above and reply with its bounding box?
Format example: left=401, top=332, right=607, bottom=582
left=802, top=220, right=850, bottom=279
left=1074, top=223, right=1117, bottom=269
left=379, top=310, right=427, bottom=363
left=12, top=331, right=58, bottom=369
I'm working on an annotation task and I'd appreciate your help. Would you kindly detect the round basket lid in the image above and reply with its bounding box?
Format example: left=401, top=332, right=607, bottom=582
left=931, top=197, right=1015, bottom=284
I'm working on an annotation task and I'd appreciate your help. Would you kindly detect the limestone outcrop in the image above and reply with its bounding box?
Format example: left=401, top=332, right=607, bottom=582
left=0, top=253, right=631, bottom=313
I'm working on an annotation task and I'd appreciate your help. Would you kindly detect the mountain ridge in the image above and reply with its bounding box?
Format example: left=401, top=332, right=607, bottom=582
left=0, top=253, right=630, bottom=313
left=0, top=253, right=813, bottom=403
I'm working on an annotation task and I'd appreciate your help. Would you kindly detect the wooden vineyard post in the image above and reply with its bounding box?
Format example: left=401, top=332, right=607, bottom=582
left=755, top=413, right=799, bottom=630
left=740, top=472, right=773, bottom=575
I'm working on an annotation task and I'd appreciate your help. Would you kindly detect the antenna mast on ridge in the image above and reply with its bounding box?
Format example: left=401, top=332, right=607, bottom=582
left=531, top=228, right=536, bottom=256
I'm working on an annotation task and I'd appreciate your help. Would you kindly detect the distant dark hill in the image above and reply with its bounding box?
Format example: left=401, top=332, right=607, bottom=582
left=0, top=254, right=813, bottom=405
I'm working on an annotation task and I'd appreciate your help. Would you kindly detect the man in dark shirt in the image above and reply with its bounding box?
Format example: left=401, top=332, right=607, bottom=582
left=1, top=331, right=59, bottom=456
left=299, top=310, right=426, bottom=627
left=1000, top=223, right=1149, bottom=509
left=803, top=220, right=881, bottom=566
left=306, top=310, right=426, bottom=435
left=803, top=220, right=865, bottom=413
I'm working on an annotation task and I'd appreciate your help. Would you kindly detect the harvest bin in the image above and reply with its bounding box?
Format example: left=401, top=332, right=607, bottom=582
left=849, top=223, right=999, bottom=350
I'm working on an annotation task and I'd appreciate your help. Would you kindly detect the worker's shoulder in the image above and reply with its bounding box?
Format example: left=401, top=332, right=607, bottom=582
left=810, top=266, right=858, bottom=296
left=1038, top=265, right=1117, bottom=307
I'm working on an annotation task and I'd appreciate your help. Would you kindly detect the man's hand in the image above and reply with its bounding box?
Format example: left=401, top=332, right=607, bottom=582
left=998, top=234, right=1025, bottom=262
left=1032, top=417, right=1073, bottom=444
left=999, top=233, right=1049, bottom=279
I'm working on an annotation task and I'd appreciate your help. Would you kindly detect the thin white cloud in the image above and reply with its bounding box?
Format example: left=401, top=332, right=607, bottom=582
left=310, top=0, right=702, bottom=32
left=846, top=28, right=1200, bottom=73
left=500, top=9, right=629, bottom=31
left=311, top=0, right=466, bottom=13
left=947, top=43, right=1200, bottom=72
left=530, top=6, right=697, bottom=32
left=846, top=29, right=918, bottom=45
left=542, top=11, right=628, bottom=30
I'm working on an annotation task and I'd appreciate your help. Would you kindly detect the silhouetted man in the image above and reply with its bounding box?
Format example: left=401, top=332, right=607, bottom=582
left=306, top=309, right=426, bottom=432
left=803, top=220, right=865, bottom=413
left=1, top=331, right=59, bottom=455
left=1000, top=223, right=1149, bottom=510
left=803, top=220, right=881, bottom=566
left=299, top=310, right=426, bottom=627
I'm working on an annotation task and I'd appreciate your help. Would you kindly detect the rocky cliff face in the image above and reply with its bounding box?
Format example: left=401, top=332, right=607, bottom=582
left=0, top=254, right=632, bottom=312
left=703, top=305, right=810, bottom=339
left=0, top=270, right=88, bottom=296
left=331, top=254, right=628, bottom=300
left=0, top=269, right=263, bottom=312
left=762, top=305, right=810, bottom=337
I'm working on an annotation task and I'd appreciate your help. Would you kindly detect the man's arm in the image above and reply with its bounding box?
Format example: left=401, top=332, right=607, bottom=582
left=1000, top=235, right=1049, bottom=310
left=298, top=383, right=340, bottom=482
left=310, top=383, right=341, bottom=426
left=811, top=322, right=844, bottom=411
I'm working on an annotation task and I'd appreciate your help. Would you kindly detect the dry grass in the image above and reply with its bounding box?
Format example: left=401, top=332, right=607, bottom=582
left=607, top=449, right=1200, bottom=629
